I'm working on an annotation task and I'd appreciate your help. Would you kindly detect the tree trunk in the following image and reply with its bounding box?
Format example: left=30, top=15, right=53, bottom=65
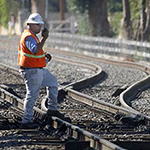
left=118, top=0, right=133, bottom=40
left=32, top=0, right=45, bottom=21
left=88, top=0, right=110, bottom=37
left=135, top=0, right=150, bottom=41
left=142, top=0, right=150, bottom=41
left=134, top=18, right=141, bottom=41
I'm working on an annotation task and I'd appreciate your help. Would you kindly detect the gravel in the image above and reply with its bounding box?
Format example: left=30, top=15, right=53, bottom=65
left=0, top=36, right=149, bottom=149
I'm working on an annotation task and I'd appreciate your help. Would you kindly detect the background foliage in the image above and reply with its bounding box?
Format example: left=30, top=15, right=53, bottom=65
left=66, top=0, right=93, bottom=35
left=0, top=0, right=8, bottom=28
left=0, top=0, right=20, bottom=28
left=0, top=0, right=147, bottom=40
left=107, top=0, right=122, bottom=36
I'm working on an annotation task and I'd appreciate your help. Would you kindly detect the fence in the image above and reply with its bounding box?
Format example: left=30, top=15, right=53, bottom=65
left=48, top=16, right=77, bottom=34
left=47, top=32, right=150, bottom=62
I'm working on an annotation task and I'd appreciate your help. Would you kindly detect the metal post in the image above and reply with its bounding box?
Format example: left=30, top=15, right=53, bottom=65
left=45, top=0, right=49, bottom=21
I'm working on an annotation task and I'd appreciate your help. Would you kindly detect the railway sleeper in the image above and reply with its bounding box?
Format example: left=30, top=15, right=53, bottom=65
left=0, top=85, right=127, bottom=149
left=0, top=99, right=92, bottom=149
left=19, top=118, right=92, bottom=150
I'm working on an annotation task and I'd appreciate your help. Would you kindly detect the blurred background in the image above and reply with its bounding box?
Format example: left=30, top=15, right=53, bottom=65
left=0, top=0, right=150, bottom=42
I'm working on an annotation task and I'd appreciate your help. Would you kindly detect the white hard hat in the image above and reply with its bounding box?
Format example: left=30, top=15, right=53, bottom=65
left=26, top=13, right=44, bottom=24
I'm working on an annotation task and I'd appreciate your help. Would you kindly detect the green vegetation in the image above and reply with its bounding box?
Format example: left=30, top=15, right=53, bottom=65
left=66, top=0, right=142, bottom=39
left=66, top=0, right=93, bottom=35
left=67, top=0, right=123, bottom=36
left=0, top=0, right=8, bottom=28
left=49, top=0, right=60, bottom=12
left=129, top=0, right=140, bottom=34
left=109, top=12, right=123, bottom=37
left=0, top=0, right=20, bottom=28
left=77, top=11, right=92, bottom=35
left=107, top=0, right=123, bottom=37
left=0, top=0, right=146, bottom=40
left=108, top=0, right=122, bottom=13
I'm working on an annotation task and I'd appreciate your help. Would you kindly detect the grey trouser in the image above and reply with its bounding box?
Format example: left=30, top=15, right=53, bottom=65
left=20, top=68, right=58, bottom=123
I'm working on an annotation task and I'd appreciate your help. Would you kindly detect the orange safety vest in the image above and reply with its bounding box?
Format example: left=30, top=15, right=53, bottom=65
left=18, top=29, right=46, bottom=68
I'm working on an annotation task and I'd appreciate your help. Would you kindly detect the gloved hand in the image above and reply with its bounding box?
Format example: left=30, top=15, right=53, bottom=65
left=42, top=28, right=49, bottom=40
left=44, top=52, right=52, bottom=62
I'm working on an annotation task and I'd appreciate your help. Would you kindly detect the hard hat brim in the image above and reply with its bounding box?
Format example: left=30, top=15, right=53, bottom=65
left=26, top=20, right=44, bottom=24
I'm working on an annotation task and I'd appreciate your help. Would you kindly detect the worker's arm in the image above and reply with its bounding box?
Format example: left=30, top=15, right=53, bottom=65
left=34, top=28, right=49, bottom=54
left=34, top=38, right=47, bottom=54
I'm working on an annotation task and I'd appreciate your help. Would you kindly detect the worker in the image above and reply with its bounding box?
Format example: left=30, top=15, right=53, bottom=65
left=8, top=13, right=17, bottom=36
left=18, top=13, right=64, bottom=128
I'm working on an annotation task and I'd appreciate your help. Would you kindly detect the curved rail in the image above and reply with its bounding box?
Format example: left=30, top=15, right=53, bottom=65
left=1, top=45, right=150, bottom=149
left=37, top=49, right=150, bottom=124
left=0, top=87, right=126, bottom=150
left=48, top=48, right=150, bottom=74
left=47, top=48, right=150, bottom=120
left=41, top=56, right=104, bottom=111
left=53, top=56, right=104, bottom=90
left=120, top=75, right=150, bottom=120
left=0, top=58, right=127, bottom=150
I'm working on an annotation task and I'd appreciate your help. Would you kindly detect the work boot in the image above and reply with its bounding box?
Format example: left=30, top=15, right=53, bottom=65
left=46, top=109, right=65, bottom=120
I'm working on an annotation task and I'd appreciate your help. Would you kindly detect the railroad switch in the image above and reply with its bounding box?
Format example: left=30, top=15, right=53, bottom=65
left=112, top=84, right=128, bottom=97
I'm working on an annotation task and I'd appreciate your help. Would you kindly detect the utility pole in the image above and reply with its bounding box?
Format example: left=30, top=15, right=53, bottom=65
left=32, top=0, right=45, bottom=20
left=18, top=0, right=28, bottom=33
left=45, top=0, right=49, bottom=21
left=44, top=0, right=49, bottom=28
left=59, top=0, right=65, bottom=21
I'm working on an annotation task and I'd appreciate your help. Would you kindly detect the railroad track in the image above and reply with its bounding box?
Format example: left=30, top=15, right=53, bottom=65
left=0, top=36, right=150, bottom=149
left=0, top=77, right=125, bottom=150
left=46, top=47, right=150, bottom=114
left=0, top=59, right=126, bottom=150
left=0, top=59, right=150, bottom=150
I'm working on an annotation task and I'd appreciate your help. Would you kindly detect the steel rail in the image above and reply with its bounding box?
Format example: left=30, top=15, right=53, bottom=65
left=53, top=56, right=104, bottom=90
left=65, top=88, right=141, bottom=117
left=0, top=37, right=149, bottom=113
left=120, top=75, right=150, bottom=121
left=47, top=48, right=150, bottom=74
left=42, top=49, right=150, bottom=116
left=51, top=117, right=126, bottom=150
left=0, top=62, right=19, bottom=75
left=40, top=56, right=104, bottom=111
left=1, top=46, right=150, bottom=149
left=0, top=57, right=126, bottom=149
left=0, top=88, right=126, bottom=150
left=1, top=51, right=149, bottom=120
left=46, top=48, right=150, bottom=120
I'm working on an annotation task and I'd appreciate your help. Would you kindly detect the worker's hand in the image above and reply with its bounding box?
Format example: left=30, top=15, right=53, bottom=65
left=44, top=52, right=52, bottom=62
left=42, top=28, right=49, bottom=40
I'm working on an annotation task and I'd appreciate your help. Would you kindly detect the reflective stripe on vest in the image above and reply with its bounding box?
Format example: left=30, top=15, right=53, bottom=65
left=18, top=51, right=45, bottom=58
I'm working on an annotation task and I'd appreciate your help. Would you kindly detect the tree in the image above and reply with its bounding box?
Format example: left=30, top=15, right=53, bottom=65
left=118, top=0, right=133, bottom=40
left=135, top=0, right=150, bottom=41
left=0, top=0, right=20, bottom=28
left=0, top=0, right=8, bottom=28
left=67, top=0, right=110, bottom=37
left=88, top=0, right=110, bottom=36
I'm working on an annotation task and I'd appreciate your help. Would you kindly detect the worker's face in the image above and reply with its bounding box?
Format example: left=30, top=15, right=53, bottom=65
left=29, top=24, right=43, bottom=34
